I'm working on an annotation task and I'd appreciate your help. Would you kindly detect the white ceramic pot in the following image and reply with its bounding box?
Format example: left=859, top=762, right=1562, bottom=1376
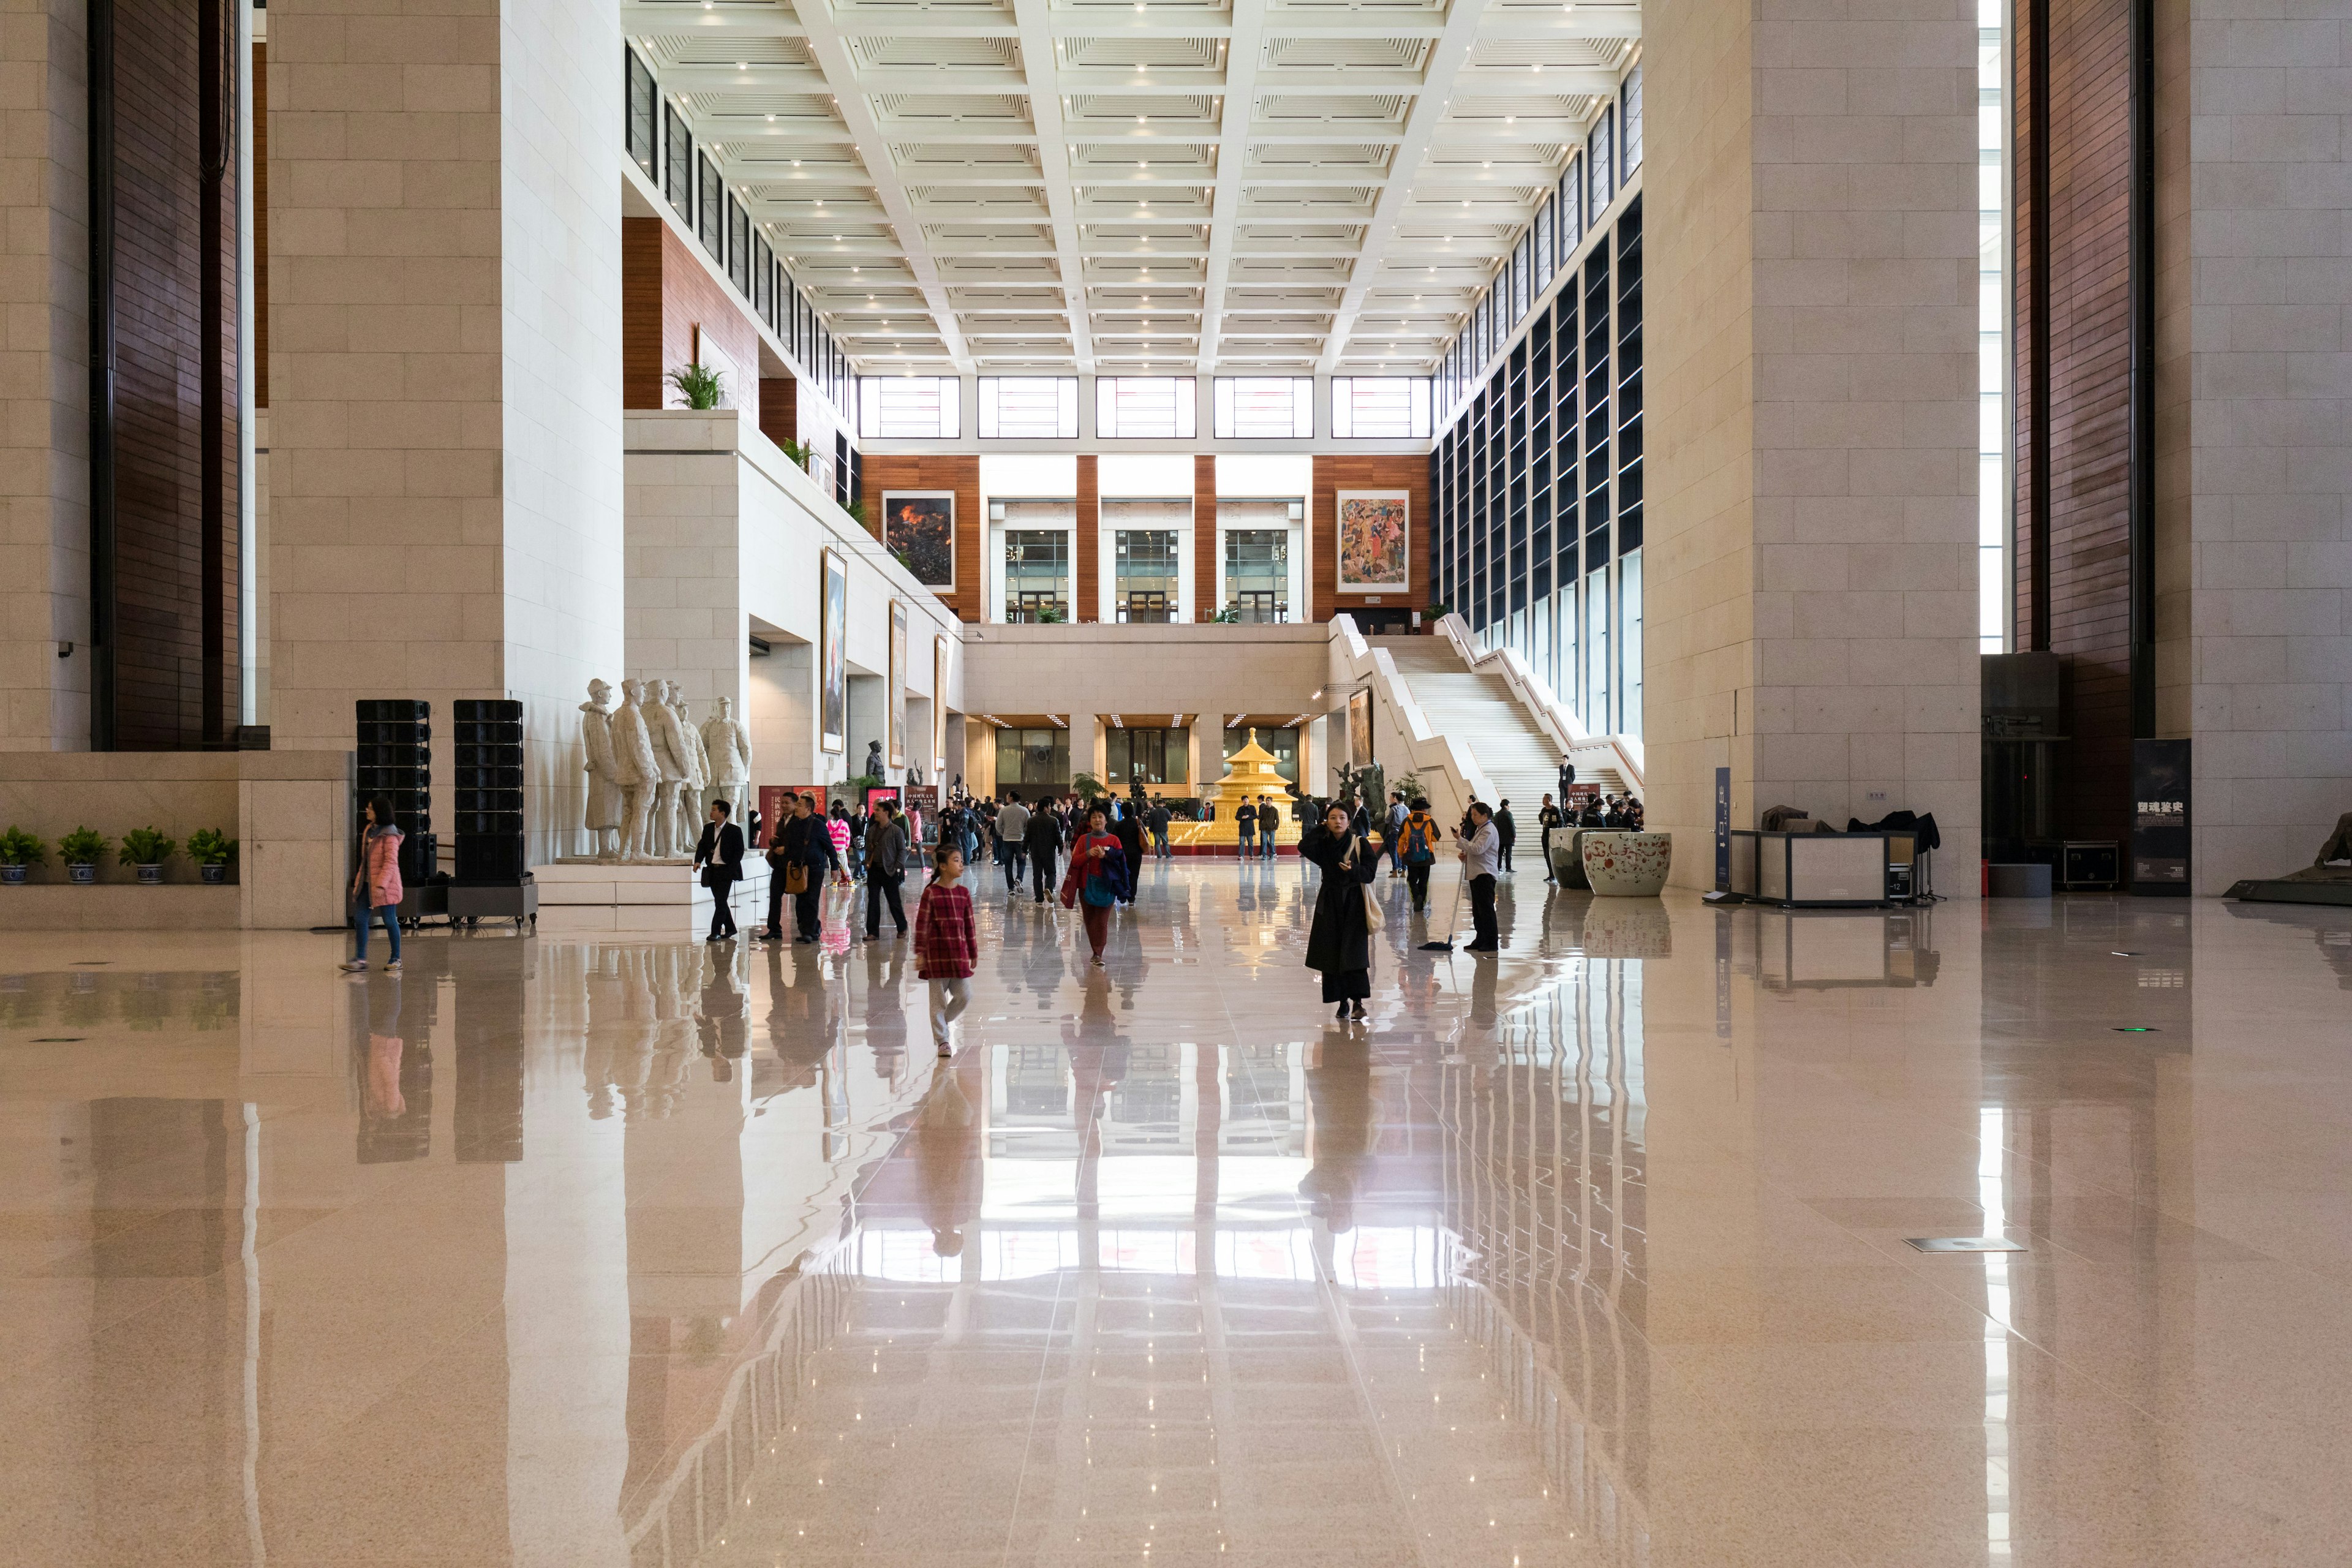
left=1580, top=831, right=1672, bottom=897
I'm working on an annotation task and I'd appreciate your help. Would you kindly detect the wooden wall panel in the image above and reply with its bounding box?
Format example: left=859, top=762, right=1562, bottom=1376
left=1311, top=454, right=1430, bottom=625
left=1076, top=455, right=1099, bottom=622
left=253, top=40, right=266, bottom=409
left=758, top=375, right=799, bottom=453
left=620, top=217, right=761, bottom=431
left=2014, top=0, right=2135, bottom=845
left=105, top=0, right=238, bottom=748
left=860, top=454, right=981, bottom=622
left=1193, top=455, right=1217, bottom=621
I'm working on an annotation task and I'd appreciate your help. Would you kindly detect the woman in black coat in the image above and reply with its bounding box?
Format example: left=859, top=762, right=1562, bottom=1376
left=1300, top=802, right=1381, bottom=1022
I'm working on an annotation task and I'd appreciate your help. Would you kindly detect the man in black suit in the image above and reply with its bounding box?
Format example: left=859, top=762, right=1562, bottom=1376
left=693, top=799, right=745, bottom=941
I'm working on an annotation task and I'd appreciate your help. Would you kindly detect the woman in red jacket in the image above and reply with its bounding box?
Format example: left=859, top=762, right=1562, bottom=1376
left=913, top=843, right=979, bottom=1056
left=1059, top=805, right=1129, bottom=968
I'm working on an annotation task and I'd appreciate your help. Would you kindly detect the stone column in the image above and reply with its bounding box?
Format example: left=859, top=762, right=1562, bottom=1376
left=267, top=0, right=624, bottom=864
left=2154, top=0, right=2352, bottom=891
left=0, top=0, right=89, bottom=750
left=1643, top=0, right=1982, bottom=887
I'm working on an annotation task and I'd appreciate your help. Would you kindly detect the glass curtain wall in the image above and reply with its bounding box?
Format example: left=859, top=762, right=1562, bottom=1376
left=1107, top=728, right=1189, bottom=786
left=1003, top=532, right=1071, bottom=622
left=1224, top=530, right=1289, bottom=621
left=994, top=728, right=1071, bottom=791
left=1114, top=531, right=1179, bottom=622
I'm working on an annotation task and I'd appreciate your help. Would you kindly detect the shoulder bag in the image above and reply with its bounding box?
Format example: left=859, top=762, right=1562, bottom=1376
left=1345, top=838, right=1382, bottom=932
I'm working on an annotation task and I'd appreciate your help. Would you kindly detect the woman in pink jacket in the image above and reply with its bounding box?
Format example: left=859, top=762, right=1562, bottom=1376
left=342, top=795, right=405, bottom=973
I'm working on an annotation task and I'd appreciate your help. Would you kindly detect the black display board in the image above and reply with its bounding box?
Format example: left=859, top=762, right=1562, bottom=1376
left=2130, top=737, right=2190, bottom=894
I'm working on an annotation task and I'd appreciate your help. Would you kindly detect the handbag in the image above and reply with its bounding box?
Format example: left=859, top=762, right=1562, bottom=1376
left=784, top=863, right=809, bottom=895
left=1342, top=838, right=1382, bottom=932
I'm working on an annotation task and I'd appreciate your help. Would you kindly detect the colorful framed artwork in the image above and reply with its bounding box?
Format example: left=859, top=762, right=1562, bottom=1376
left=888, top=598, right=909, bottom=770
left=1335, top=491, right=1410, bottom=594
left=1348, top=689, right=1373, bottom=769
left=882, top=491, right=956, bottom=590
left=820, top=548, right=847, bottom=754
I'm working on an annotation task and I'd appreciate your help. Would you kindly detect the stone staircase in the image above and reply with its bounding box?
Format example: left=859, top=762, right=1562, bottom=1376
left=1368, top=636, right=1632, bottom=811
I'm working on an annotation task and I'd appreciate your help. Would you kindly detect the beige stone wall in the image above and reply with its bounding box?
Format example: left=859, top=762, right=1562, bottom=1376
left=0, top=0, right=90, bottom=750
left=268, top=0, right=624, bottom=866
left=1646, top=0, right=1982, bottom=887
left=2166, top=0, right=2352, bottom=891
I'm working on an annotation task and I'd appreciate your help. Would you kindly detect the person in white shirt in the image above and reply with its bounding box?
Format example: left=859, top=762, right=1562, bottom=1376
left=1457, top=802, right=1501, bottom=954
left=995, top=794, right=1031, bottom=893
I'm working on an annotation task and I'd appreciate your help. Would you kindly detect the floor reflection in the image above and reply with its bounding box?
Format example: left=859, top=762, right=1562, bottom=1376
left=4, top=873, right=2352, bottom=1564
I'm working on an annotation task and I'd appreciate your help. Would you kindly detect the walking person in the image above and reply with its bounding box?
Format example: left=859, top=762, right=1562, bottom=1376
left=342, top=795, right=405, bottom=973
left=764, top=793, right=830, bottom=943
left=1495, top=799, right=1518, bottom=872
left=1147, top=797, right=1171, bottom=859
left=995, top=792, right=1031, bottom=894
left=1236, top=797, right=1257, bottom=862
left=1114, top=801, right=1146, bottom=903
left=693, top=799, right=745, bottom=941
left=1261, top=795, right=1281, bottom=860
left=863, top=799, right=911, bottom=940
left=1537, top=794, right=1564, bottom=883
left=1060, top=805, right=1130, bottom=968
left=1457, top=802, right=1501, bottom=955
left=1300, top=802, right=1381, bottom=1022
left=846, top=799, right=870, bottom=881
left=1398, top=797, right=1441, bottom=916
left=913, top=842, right=978, bottom=1056
left=1384, top=791, right=1409, bottom=876
left=1024, top=797, right=1063, bottom=905
left=827, top=801, right=853, bottom=887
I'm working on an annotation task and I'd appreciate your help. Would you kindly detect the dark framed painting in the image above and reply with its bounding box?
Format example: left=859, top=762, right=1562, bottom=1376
left=821, top=548, right=847, bottom=754
left=883, top=491, right=956, bottom=590
left=888, top=598, right=909, bottom=770
left=1348, top=689, right=1373, bottom=769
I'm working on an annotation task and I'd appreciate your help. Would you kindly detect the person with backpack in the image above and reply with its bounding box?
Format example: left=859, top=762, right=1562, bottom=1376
left=1397, top=797, right=1441, bottom=916
left=1384, top=791, right=1409, bottom=876
left=1537, top=793, right=1565, bottom=883
left=1060, top=805, right=1129, bottom=967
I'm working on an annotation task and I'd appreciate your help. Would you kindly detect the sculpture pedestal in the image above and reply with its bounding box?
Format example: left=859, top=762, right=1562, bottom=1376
left=2226, top=865, right=2352, bottom=908
left=536, top=859, right=770, bottom=933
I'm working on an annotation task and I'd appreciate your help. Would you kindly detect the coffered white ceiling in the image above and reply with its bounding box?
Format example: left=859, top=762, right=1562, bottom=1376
left=622, top=0, right=1640, bottom=375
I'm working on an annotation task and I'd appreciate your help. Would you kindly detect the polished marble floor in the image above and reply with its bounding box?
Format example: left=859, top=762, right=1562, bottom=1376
left=6, top=859, right=2352, bottom=1566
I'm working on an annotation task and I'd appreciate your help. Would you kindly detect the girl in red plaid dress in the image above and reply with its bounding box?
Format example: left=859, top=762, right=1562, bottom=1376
left=913, top=843, right=979, bottom=1056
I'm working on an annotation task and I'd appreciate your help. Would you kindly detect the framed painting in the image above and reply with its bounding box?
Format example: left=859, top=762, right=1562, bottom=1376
left=1347, top=688, right=1373, bottom=769
left=888, top=598, right=909, bottom=770
left=1335, top=491, right=1410, bottom=594
left=820, top=548, right=847, bottom=754
left=882, top=491, right=956, bottom=590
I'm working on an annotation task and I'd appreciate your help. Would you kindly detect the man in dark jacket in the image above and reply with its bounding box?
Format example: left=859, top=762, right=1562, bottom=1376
left=1023, top=800, right=1063, bottom=905
left=862, top=800, right=910, bottom=939
left=693, top=799, right=745, bottom=941
left=766, top=793, right=831, bottom=943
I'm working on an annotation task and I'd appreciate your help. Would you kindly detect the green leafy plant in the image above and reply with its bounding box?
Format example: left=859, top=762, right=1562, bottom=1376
left=1035, top=604, right=1065, bottom=624
left=1207, top=606, right=1240, bottom=624
left=59, top=826, right=108, bottom=866
left=0, top=827, right=44, bottom=867
left=119, top=827, right=176, bottom=867
left=1425, top=601, right=1450, bottom=619
left=839, top=774, right=884, bottom=801
left=845, top=497, right=870, bottom=528
left=778, top=436, right=814, bottom=471
left=186, top=828, right=238, bottom=867
left=665, top=361, right=726, bottom=410
left=1071, top=771, right=1109, bottom=804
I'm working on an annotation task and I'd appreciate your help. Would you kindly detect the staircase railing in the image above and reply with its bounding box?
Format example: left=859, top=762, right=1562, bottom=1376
left=1431, top=612, right=1645, bottom=798
left=1326, top=615, right=1493, bottom=820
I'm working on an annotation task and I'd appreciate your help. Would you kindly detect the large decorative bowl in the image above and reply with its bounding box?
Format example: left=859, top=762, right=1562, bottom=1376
left=1581, top=831, right=1671, bottom=897
left=1550, top=829, right=1593, bottom=889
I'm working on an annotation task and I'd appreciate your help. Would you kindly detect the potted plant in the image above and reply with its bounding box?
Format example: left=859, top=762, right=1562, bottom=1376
left=665, top=361, right=726, bottom=410
left=778, top=436, right=814, bottom=472
left=845, top=497, right=870, bottom=529
left=187, top=828, right=238, bottom=885
left=0, top=826, right=43, bottom=886
left=120, top=827, right=176, bottom=886
left=59, top=827, right=108, bottom=886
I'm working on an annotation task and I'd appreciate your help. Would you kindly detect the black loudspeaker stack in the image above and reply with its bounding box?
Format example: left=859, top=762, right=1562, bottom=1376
left=454, top=699, right=527, bottom=883
left=356, top=700, right=437, bottom=886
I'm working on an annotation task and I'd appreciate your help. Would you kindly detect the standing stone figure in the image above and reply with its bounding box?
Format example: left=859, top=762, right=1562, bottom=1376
left=668, top=684, right=708, bottom=854
left=864, top=737, right=885, bottom=781
left=611, top=680, right=663, bottom=862
left=581, top=679, right=624, bottom=860
left=642, top=680, right=694, bottom=859
left=701, top=696, right=753, bottom=821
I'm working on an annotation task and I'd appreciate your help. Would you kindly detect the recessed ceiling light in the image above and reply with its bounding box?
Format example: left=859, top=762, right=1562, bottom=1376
left=737, top=61, right=747, bottom=70
left=767, top=114, right=776, bottom=122
left=791, top=159, right=801, bottom=167
left=1506, top=115, right=1517, bottom=124
left=1532, top=62, right=1543, bottom=73
left=1482, top=161, right=1491, bottom=169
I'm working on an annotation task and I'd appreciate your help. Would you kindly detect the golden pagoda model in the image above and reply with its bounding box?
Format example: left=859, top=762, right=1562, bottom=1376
left=1167, top=728, right=1300, bottom=854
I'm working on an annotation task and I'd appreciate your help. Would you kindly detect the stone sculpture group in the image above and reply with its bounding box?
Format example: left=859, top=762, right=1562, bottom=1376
left=579, top=679, right=753, bottom=862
